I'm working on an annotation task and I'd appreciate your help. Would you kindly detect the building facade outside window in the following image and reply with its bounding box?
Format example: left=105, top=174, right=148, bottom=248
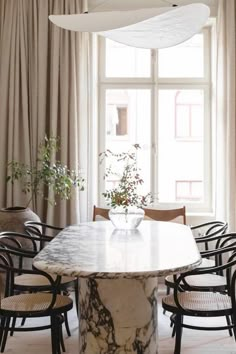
left=98, top=26, right=213, bottom=213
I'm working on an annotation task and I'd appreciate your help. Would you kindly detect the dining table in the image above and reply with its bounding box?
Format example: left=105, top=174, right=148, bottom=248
left=33, top=220, right=201, bottom=354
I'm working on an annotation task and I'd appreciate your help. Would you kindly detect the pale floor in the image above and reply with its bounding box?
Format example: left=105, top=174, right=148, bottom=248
left=2, top=285, right=236, bottom=354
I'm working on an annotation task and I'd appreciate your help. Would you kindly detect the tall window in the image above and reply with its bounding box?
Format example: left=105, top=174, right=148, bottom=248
left=98, top=28, right=212, bottom=213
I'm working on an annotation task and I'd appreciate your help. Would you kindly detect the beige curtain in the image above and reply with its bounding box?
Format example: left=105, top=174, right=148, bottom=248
left=0, top=0, right=90, bottom=226
left=216, top=0, right=236, bottom=230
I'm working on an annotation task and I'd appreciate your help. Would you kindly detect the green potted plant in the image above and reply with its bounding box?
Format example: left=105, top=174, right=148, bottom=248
left=99, top=144, right=152, bottom=229
left=0, top=135, right=85, bottom=233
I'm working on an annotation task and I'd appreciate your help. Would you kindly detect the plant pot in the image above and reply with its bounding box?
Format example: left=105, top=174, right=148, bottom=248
left=0, top=206, right=40, bottom=233
left=109, top=206, right=145, bottom=230
left=0, top=207, right=41, bottom=285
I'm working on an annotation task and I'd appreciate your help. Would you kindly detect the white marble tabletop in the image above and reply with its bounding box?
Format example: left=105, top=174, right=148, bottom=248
left=33, top=220, right=201, bottom=279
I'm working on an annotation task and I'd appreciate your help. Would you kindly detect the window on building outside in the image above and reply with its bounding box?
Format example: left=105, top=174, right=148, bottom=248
left=175, top=91, right=203, bottom=140
left=98, top=27, right=213, bottom=213
left=176, top=180, right=203, bottom=201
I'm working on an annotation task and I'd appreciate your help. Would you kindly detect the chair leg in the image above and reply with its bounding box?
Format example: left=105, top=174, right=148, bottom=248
left=174, top=314, right=183, bottom=354
left=0, top=317, right=6, bottom=348
left=10, top=317, right=16, bottom=336
left=57, top=315, right=66, bottom=354
left=74, top=278, right=79, bottom=318
left=172, top=324, right=176, bottom=338
left=60, top=324, right=66, bottom=352
left=10, top=316, right=26, bottom=337
left=226, top=315, right=233, bottom=337
left=231, top=314, right=236, bottom=341
left=163, top=285, right=170, bottom=315
left=21, top=317, right=26, bottom=326
left=51, top=316, right=58, bottom=354
left=64, top=312, right=71, bottom=337
left=169, top=313, right=176, bottom=337
left=1, top=317, right=11, bottom=353
left=57, top=326, right=61, bottom=354
left=52, top=314, right=66, bottom=354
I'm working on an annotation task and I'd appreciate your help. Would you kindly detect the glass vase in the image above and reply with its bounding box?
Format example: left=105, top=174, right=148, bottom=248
left=109, top=206, right=144, bottom=230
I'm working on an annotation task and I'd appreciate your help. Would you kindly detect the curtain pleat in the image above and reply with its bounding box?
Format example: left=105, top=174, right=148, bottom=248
left=0, top=0, right=89, bottom=226
left=216, top=0, right=236, bottom=230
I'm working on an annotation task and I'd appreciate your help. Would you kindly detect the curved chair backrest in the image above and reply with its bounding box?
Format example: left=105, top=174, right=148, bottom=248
left=0, top=233, right=60, bottom=303
left=93, top=205, right=187, bottom=224
left=143, top=206, right=186, bottom=225
left=24, top=221, right=63, bottom=237
left=0, top=230, right=40, bottom=271
left=24, top=221, right=63, bottom=250
left=191, top=220, right=228, bottom=256
left=93, top=206, right=110, bottom=221
left=0, top=231, right=41, bottom=295
left=191, top=220, right=228, bottom=239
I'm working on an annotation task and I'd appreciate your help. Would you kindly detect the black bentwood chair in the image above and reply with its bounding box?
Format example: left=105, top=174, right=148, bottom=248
left=164, top=220, right=228, bottom=295
left=167, top=232, right=236, bottom=337
left=0, top=239, right=73, bottom=354
left=191, top=220, right=228, bottom=252
left=24, top=221, right=79, bottom=316
left=24, top=221, right=63, bottom=250
left=162, top=244, right=236, bottom=354
left=0, top=231, right=75, bottom=337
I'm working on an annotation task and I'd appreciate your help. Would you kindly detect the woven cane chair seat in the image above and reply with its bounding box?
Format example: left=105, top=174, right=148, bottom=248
left=15, top=274, right=75, bottom=287
left=163, top=291, right=231, bottom=313
left=165, top=273, right=226, bottom=289
left=162, top=241, right=236, bottom=354
left=1, top=293, right=72, bottom=313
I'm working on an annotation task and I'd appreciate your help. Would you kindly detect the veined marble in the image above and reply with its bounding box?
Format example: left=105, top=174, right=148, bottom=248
left=33, top=221, right=201, bottom=279
left=33, top=220, right=201, bottom=354
left=78, top=277, right=158, bottom=354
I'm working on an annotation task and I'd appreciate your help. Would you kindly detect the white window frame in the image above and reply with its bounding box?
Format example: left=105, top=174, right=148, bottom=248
left=97, top=26, right=213, bottom=214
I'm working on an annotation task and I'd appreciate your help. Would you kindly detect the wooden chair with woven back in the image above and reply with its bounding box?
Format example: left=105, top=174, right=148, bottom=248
left=92, top=205, right=110, bottom=221
left=143, top=206, right=186, bottom=224
left=0, top=232, right=73, bottom=353
left=92, top=205, right=187, bottom=224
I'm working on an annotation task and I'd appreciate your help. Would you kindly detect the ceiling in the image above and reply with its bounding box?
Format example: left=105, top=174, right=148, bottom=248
left=88, top=0, right=218, bottom=17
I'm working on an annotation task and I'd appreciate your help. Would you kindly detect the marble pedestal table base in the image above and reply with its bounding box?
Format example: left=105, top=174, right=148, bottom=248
left=79, top=277, right=158, bottom=354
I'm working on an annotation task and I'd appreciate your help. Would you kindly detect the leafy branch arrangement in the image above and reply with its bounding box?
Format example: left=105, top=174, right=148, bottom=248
left=99, top=144, right=153, bottom=210
left=6, top=136, right=85, bottom=207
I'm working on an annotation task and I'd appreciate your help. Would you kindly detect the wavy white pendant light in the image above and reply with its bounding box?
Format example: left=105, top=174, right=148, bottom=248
left=49, top=2, right=210, bottom=49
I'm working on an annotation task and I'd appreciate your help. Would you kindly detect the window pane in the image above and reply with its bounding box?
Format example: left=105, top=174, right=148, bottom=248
left=158, top=89, right=204, bottom=202
left=176, top=181, right=203, bottom=201
left=191, top=181, right=203, bottom=199
left=106, top=39, right=151, bottom=78
left=191, top=106, right=203, bottom=137
left=176, top=181, right=190, bottom=199
left=107, top=104, right=128, bottom=137
left=158, top=34, right=204, bottom=78
left=105, top=89, right=151, bottom=194
left=176, top=106, right=190, bottom=137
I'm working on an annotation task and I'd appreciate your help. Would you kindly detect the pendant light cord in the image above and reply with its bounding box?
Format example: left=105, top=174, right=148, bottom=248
left=89, top=0, right=114, bottom=12
left=82, top=0, right=88, bottom=13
